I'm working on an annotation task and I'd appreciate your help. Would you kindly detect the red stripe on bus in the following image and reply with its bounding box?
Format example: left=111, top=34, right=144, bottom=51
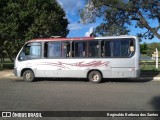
left=27, top=37, right=95, bottom=43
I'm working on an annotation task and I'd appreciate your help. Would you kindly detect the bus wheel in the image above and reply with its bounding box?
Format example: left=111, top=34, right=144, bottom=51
left=23, top=70, right=35, bottom=82
left=88, top=71, right=102, bottom=83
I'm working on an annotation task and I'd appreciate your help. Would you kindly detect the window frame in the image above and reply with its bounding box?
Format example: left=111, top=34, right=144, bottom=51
left=102, top=38, right=135, bottom=58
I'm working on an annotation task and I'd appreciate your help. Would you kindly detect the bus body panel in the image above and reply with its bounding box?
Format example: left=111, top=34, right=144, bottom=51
left=14, top=36, right=140, bottom=80
left=14, top=57, right=137, bottom=78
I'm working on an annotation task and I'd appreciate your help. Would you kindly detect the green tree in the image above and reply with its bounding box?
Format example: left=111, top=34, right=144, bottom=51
left=0, top=0, right=69, bottom=62
left=80, top=0, right=160, bottom=39
left=146, top=43, right=160, bottom=56
left=140, top=42, right=148, bottom=54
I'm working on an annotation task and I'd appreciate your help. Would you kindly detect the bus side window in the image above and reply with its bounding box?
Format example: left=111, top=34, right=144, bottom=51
left=48, top=42, right=61, bottom=58
left=129, top=40, right=134, bottom=57
left=74, top=42, right=87, bottom=57
left=67, top=42, right=71, bottom=57
left=113, top=40, right=121, bottom=57
left=61, top=42, right=67, bottom=57
left=61, top=42, right=70, bottom=58
left=88, top=41, right=99, bottom=57
left=44, top=42, right=48, bottom=58
left=104, top=41, right=111, bottom=57
left=101, top=41, right=104, bottom=57
left=71, top=41, right=74, bottom=57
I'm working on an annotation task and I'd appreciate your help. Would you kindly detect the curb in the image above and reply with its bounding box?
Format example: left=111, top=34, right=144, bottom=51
left=138, top=77, right=160, bottom=81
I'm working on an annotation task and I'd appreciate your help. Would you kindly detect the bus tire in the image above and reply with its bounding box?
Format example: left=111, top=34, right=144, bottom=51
left=88, top=71, right=102, bottom=83
left=23, top=70, right=35, bottom=82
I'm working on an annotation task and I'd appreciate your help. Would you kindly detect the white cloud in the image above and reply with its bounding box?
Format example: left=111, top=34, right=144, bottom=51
left=85, top=27, right=93, bottom=37
left=57, top=0, right=84, bottom=15
left=68, top=22, right=94, bottom=31
left=68, top=23, right=97, bottom=31
left=56, top=0, right=100, bottom=37
left=68, top=23, right=83, bottom=30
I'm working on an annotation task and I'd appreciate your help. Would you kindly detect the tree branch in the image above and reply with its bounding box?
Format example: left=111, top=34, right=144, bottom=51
left=137, top=11, right=160, bottom=39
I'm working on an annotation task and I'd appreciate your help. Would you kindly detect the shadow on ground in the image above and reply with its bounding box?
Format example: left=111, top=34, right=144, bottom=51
left=141, top=70, right=160, bottom=77
left=150, top=96, right=160, bottom=111
left=12, top=70, right=160, bottom=83
left=22, top=78, right=153, bottom=83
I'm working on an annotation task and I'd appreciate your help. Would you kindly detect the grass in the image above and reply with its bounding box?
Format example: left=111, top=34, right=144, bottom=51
left=0, top=58, right=13, bottom=70
left=141, top=65, right=159, bottom=71
left=140, top=61, right=160, bottom=71
left=140, top=61, right=160, bottom=77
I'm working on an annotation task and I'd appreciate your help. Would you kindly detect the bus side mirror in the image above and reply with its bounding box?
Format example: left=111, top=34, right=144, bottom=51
left=19, top=56, right=24, bottom=60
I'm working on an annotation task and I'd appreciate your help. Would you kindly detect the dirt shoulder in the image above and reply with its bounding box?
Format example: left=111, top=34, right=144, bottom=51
left=0, top=70, right=16, bottom=79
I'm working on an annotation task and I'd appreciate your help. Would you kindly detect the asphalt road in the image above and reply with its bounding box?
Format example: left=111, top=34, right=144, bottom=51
left=0, top=77, right=160, bottom=120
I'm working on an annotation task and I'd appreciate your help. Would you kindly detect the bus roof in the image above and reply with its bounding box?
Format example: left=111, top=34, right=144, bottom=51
left=27, top=37, right=94, bottom=43
left=27, top=35, right=137, bottom=43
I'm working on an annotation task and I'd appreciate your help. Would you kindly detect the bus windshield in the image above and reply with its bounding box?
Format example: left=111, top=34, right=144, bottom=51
left=19, top=42, right=41, bottom=60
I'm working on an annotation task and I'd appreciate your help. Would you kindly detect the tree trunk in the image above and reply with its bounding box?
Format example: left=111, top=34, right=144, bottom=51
left=137, top=11, right=160, bottom=39
left=4, top=48, right=14, bottom=62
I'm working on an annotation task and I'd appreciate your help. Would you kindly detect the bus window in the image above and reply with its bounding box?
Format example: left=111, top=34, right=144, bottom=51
left=48, top=42, right=61, bottom=58
left=61, top=42, right=70, bottom=57
left=46, top=41, right=70, bottom=58
left=103, top=39, right=134, bottom=58
left=61, top=42, right=67, bottom=57
left=71, top=41, right=74, bottom=57
left=44, top=42, right=48, bottom=58
left=113, top=40, right=121, bottom=57
left=19, top=42, right=41, bottom=60
left=88, top=41, right=99, bottom=57
left=75, top=42, right=87, bottom=57
left=121, top=40, right=130, bottom=57
left=66, top=42, right=71, bottom=57
left=104, top=41, right=111, bottom=57
left=129, top=40, right=134, bottom=57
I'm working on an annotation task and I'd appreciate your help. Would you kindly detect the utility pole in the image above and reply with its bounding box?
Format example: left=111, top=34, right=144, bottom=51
left=156, top=48, right=158, bottom=69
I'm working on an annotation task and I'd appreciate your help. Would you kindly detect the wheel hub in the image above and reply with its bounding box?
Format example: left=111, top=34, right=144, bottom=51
left=92, top=74, right=99, bottom=81
left=26, top=73, right=31, bottom=80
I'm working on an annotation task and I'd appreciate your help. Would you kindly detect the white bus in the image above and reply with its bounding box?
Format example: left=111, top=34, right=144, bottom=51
left=14, top=36, right=140, bottom=83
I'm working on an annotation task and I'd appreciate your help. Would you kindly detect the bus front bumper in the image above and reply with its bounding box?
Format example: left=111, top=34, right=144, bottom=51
left=13, top=67, right=21, bottom=77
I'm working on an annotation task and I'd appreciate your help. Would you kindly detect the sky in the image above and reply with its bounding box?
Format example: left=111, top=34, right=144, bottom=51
left=57, top=0, right=159, bottom=44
